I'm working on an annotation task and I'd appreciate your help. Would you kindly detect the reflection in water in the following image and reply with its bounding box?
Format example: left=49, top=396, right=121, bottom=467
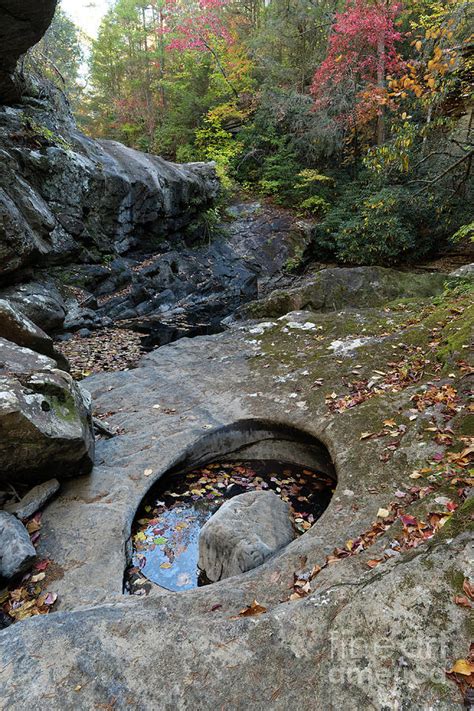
left=127, top=460, right=334, bottom=594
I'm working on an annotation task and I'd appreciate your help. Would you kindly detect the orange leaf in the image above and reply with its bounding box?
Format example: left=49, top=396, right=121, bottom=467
left=454, top=595, right=472, bottom=608
left=367, top=559, right=382, bottom=568
left=238, top=600, right=267, bottom=617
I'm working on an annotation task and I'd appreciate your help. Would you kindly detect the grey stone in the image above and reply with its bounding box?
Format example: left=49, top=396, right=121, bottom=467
left=6, top=478, right=60, bottom=520
left=0, top=298, right=67, bottom=368
left=0, top=101, right=219, bottom=280
left=199, top=491, right=296, bottom=582
left=450, top=262, right=474, bottom=278
left=0, top=282, right=67, bottom=334
left=0, top=511, right=36, bottom=579
left=240, top=266, right=448, bottom=319
left=0, top=340, right=94, bottom=486
left=0, top=0, right=58, bottom=103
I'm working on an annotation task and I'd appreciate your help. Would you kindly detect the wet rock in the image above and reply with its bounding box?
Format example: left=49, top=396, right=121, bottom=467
left=6, top=478, right=60, bottom=520
left=0, top=298, right=68, bottom=368
left=0, top=511, right=36, bottom=579
left=0, top=282, right=67, bottom=333
left=198, top=491, right=296, bottom=582
left=0, top=341, right=94, bottom=486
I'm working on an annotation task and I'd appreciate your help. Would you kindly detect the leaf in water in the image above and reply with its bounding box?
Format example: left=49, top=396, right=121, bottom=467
left=160, top=562, right=172, bottom=569
left=154, top=537, right=167, bottom=545
left=238, top=600, right=267, bottom=617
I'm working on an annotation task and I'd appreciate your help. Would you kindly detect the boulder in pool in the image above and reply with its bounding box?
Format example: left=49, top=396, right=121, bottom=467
left=198, top=490, right=295, bottom=582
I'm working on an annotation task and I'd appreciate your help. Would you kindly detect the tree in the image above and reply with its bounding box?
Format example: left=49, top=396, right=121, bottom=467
left=26, top=2, right=84, bottom=101
left=311, top=0, right=405, bottom=146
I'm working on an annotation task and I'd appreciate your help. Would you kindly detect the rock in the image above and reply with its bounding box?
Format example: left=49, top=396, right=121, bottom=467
left=450, top=263, right=474, bottom=278
left=0, top=336, right=57, bottom=373
left=0, top=298, right=68, bottom=368
left=240, top=266, right=448, bottom=319
left=0, top=511, right=36, bottom=579
left=198, top=491, right=296, bottom=582
left=0, top=282, right=67, bottom=333
left=0, top=0, right=58, bottom=103
left=0, top=101, right=219, bottom=279
left=5, top=478, right=60, bottom=520
left=0, top=341, right=94, bottom=485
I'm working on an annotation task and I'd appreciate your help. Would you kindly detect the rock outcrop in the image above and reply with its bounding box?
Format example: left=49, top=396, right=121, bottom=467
left=0, top=298, right=66, bottom=366
left=0, top=0, right=58, bottom=103
left=241, top=266, right=448, bottom=319
left=199, top=491, right=296, bottom=582
left=0, top=101, right=219, bottom=282
left=0, top=286, right=471, bottom=709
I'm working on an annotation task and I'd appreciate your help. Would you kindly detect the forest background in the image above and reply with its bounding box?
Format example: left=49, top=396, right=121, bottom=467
left=29, top=0, right=474, bottom=266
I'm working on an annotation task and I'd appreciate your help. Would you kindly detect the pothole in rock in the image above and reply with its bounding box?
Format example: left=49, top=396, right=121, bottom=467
left=125, top=421, right=336, bottom=594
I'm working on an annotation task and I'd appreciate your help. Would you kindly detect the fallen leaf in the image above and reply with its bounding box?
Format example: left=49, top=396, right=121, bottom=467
left=238, top=600, right=267, bottom=617
left=377, top=508, right=390, bottom=518
left=367, top=559, right=382, bottom=568
left=454, top=595, right=472, bottom=608
left=448, top=659, right=474, bottom=676
left=144, top=468, right=153, bottom=477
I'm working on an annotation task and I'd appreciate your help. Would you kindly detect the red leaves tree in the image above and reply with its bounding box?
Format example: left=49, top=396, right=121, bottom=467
left=311, top=0, right=405, bottom=144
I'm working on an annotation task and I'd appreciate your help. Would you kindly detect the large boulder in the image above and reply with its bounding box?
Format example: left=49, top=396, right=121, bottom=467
left=0, top=298, right=67, bottom=366
left=0, top=340, right=94, bottom=485
left=0, top=102, right=219, bottom=280
left=199, top=491, right=296, bottom=582
left=0, top=511, right=36, bottom=579
left=0, top=282, right=67, bottom=333
left=0, top=0, right=58, bottom=103
left=241, top=266, right=448, bottom=318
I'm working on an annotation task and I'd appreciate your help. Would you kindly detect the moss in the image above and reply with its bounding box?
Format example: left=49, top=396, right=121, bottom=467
left=436, top=303, right=474, bottom=365
left=444, top=568, right=466, bottom=594
left=435, top=497, right=474, bottom=542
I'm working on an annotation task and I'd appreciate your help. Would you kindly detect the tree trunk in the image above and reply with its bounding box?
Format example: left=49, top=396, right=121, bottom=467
left=376, top=33, right=385, bottom=145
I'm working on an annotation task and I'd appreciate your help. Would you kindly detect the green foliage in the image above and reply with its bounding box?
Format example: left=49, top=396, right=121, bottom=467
left=26, top=3, right=84, bottom=104
left=313, top=185, right=429, bottom=265
left=20, top=116, right=72, bottom=151
left=452, top=222, right=474, bottom=243
left=186, top=206, right=225, bottom=243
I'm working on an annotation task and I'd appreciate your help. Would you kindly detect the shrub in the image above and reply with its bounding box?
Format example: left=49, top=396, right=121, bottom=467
left=313, top=185, right=416, bottom=265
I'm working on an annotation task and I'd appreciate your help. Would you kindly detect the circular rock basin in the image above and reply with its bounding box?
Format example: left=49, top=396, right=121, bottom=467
left=126, top=459, right=335, bottom=593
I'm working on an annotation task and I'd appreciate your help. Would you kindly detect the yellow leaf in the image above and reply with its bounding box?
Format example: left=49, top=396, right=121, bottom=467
left=377, top=508, right=390, bottom=518
left=160, top=562, right=172, bottom=569
left=448, top=659, right=474, bottom=675
left=415, top=40, right=422, bottom=51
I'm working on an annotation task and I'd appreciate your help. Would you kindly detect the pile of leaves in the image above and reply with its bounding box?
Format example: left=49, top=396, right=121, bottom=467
left=0, top=513, right=58, bottom=625
left=127, top=460, right=334, bottom=593
left=57, top=327, right=144, bottom=379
